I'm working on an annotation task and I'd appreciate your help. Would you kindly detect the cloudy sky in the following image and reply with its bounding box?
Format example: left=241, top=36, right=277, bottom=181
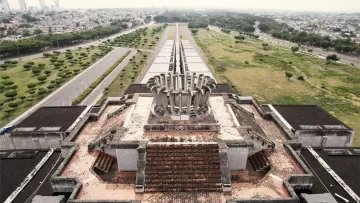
left=7, top=0, right=360, bottom=12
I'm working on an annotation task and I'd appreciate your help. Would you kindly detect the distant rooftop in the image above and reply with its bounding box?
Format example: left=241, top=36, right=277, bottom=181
left=272, top=105, right=351, bottom=131
left=0, top=149, right=62, bottom=203
left=12, top=106, right=88, bottom=133
left=301, top=147, right=360, bottom=203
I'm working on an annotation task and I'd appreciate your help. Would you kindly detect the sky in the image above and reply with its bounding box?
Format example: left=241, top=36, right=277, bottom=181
left=7, top=0, right=360, bottom=12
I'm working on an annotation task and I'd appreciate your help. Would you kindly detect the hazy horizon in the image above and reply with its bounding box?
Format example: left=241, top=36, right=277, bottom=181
left=6, top=0, right=360, bottom=13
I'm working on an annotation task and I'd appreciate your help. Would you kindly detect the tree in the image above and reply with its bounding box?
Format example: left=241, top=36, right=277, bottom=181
left=0, top=84, right=5, bottom=93
left=33, top=29, right=43, bottom=35
left=26, top=98, right=34, bottom=102
left=27, top=83, right=37, bottom=89
left=47, top=84, right=55, bottom=90
left=262, top=43, right=269, bottom=50
left=32, top=68, right=41, bottom=75
left=0, top=64, right=8, bottom=70
left=285, top=72, right=293, bottom=80
left=5, top=90, right=17, bottom=100
left=191, top=29, right=199, bottom=35
left=22, top=29, right=31, bottom=37
left=44, top=70, right=52, bottom=75
left=9, top=84, right=18, bottom=89
left=43, top=53, right=52, bottom=58
left=326, top=54, right=340, bottom=62
left=37, top=75, right=47, bottom=83
left=19, top=95, right=26, bottom=102
left=23, top=64, right=32, bottom=70
left=1, top=75, right=9, bottom=80
left=291, top=46, right=299, bottom=54
left=8, top=102, right=18, bottom=108
left=234, top=35, right=245, bottom=40
left=4, top=107, right=14, bottom=116
left=38, top=88, right=47, bottom=96
left=325, top=54, right=340, bottom=69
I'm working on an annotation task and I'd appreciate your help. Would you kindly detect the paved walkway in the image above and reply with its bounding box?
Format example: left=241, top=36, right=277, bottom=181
left=139, top=26, right=171, bottom=81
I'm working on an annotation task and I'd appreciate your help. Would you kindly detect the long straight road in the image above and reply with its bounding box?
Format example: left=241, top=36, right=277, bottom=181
left=42, top=48, right=128, bottom=106
left=6, top=47, right=128, bottom=126
left=81, top=50, right=136, bottom=105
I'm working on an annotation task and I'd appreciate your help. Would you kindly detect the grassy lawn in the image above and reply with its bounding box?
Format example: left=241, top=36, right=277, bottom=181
left=99, top=51, right=151, bottom=102
left=0, top=46, right=112, bottom=127
left=105, top=25, right=166, bottom=50
left=194, top=29, right=360, bottom=146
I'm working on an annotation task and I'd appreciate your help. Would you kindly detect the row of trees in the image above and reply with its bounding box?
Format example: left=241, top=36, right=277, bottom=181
left=0, top=23, right=128, bottom=57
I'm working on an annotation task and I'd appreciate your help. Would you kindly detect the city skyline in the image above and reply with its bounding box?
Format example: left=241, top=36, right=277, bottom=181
left=39, top=0, right=46, bottom=10
left=4, top=0, right=360, bottom=12
left=18, top=0, right=27, bottom=12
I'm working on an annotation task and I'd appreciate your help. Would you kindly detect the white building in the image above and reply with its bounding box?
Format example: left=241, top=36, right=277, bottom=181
left=39, top=0, right=46, bottom=10
left=1, top=0, right=11, bottom=12
left=18, top=0, right=27, bottom=12
left=54, top=0, right=60, bottom=11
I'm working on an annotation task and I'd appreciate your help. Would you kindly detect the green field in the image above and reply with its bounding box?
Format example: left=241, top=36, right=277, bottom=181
left=194, top=29, right=360, bottom=146
left=99, top=51, right=151, bottom=103
left=0, top=46, right=112, bottom=126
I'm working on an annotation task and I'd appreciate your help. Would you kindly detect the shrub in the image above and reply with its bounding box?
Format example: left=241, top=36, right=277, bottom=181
left=23, top=64, right=32, bottom=70
left=9, top=84, right=18, bottom=89
left=5, top=90, right=17, bottom=99
left=43, top=53, right=52, bottom=57
left=37, top=75, right=47, bottom=82
left=8, top=102, right=18, bottom=108
left=297, top=76, right=304, bottom=81
left=27, top=83, right=37, bottom=89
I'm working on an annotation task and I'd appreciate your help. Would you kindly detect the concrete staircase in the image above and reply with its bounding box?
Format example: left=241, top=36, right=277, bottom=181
left=248, top=150, right=271, bottom=172
left=93, top=151, right=114, bottom=173
left=145, top=144, right=222, bottom=192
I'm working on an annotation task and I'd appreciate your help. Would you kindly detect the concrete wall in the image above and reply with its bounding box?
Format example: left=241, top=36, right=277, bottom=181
left=105, top=148, right=116, bottom=157
left=116, top=148, right=138, bottom=171
left=1, top=133, right=62, bottom=149
left=296, top=130, right=353, bottom=147
left=228, top=147, right=248, bottom=170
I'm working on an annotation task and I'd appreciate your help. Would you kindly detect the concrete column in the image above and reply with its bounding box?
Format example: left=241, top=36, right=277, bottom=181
left=179, top=93, right=182, bottom=115
left=190, top=73, right=195, bottom=91
left=169, top=90, right=175, bottom=115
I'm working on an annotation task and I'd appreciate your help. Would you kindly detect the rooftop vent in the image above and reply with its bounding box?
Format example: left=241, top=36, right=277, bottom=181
left=324, top=125, right=347, bottom=130
left=324, top=149, right=351, bottom=156
left=299, top=125, right=322, bottom=130
left=8, top=151, right=38, bottom=159
left=38, top=126, right=61, bottom=131
left=12, top=127, right=36, bottom=132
